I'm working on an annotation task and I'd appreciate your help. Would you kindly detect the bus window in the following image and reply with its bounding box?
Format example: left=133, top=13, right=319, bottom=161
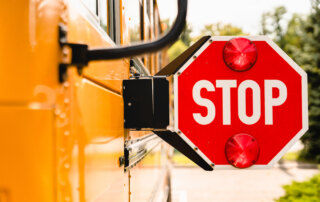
left=108, top=0, right=121, bottom=44
left=126, top=0, right=142, bottom=43
left=143, top=0, right=150, bottom=41
left=99, top=0, right=108, bottom=32
left=81, top=0, right=98, bottom=15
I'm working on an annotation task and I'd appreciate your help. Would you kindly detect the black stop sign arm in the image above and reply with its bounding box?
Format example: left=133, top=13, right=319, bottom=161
left=123, top=36, right=214, bottom=171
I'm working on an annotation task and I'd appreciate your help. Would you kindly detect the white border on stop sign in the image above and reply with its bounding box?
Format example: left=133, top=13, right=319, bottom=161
left=173, top=36, right=308, bottom=170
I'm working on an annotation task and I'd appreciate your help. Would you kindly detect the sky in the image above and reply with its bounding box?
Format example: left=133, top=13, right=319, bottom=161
left=157, top=0, right=312, bottom=36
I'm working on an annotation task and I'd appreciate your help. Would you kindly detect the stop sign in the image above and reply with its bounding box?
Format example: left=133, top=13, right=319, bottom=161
left=173, top=36, right=308, bottom=169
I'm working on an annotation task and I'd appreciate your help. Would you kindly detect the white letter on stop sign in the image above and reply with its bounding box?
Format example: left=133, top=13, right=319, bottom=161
left=238, top=80, right=261, bottom=125
left=265, top=80, right=287, bottom=125
left=192, top=80, right=216, bottom=125
left=192, top=79, right=287, bottom=126
left=216, top=80, right=237, bottom=125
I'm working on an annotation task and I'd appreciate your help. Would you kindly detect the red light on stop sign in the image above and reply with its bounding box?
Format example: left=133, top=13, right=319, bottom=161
left=225, top=133, right=260, bottom=168
left=223, top=37, right=257, bottom=72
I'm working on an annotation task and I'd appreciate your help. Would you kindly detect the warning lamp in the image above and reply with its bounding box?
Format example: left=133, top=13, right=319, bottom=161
left=223, top=37, right=257, bottom=72
left=225, top=133, right=259, bottom=168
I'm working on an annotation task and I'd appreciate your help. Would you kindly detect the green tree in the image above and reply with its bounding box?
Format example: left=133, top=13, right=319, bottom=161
left=180, top=23, right=193, bottom=46
left=298, top=0, right=320, bottom=163
left=167, top=40, right=188, bottom=62
left=200, top=23, right=246, bottom=36
left=261, top=6, right=287, bottom=49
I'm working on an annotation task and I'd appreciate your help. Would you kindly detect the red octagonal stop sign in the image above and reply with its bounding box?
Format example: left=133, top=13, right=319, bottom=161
left=173, top=36, right=308, bottom=169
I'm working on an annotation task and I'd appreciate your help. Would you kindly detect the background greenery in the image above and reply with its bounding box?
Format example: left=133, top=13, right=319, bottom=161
left=276, top=174, right=320, bottom=202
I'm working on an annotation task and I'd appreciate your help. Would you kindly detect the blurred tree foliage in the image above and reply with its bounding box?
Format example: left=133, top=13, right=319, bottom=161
left=164, top=19, right=191, bottom=61
left=180, top=23, right=193, bottom=46
left=276, top=173, right=320, bottom=202
left=168, top=22, right=246, bottom=61
left=200, top=23, right=246, bottom=36
left=262, top=0, right=320, bottom=163
left=261, top=6, right=287, bottom=49
left=168, top=40, right=188, bottom=61
left=129, top=25, right=141, bottom=43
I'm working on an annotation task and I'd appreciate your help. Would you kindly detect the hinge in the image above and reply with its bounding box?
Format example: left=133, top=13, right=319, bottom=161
left=58, top=24, right=89, bottom=83
left=123, top=76, right=169, bottom=130
left=123, top=134, right=162, bottom=172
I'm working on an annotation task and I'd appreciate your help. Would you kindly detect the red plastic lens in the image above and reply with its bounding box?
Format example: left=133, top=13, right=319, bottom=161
left=223, top=37, right=257, bottom=71
left=225, top=133, right=259, bottom=168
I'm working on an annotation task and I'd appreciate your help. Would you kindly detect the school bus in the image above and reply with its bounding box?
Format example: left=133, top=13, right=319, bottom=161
left=0, top=0, right=186, bottom=201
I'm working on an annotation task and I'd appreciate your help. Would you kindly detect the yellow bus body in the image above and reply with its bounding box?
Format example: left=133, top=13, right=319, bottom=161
left=0, top=0, right=170, bottom=201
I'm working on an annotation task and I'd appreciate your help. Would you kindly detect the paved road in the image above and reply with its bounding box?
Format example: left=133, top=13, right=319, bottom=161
left=171, top=165, right=319, bottom=202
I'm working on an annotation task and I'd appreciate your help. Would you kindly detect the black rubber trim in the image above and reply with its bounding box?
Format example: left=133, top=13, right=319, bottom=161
left=154, top=130, right=213, bottom=171
left=87, top=0, right=187, bottom=61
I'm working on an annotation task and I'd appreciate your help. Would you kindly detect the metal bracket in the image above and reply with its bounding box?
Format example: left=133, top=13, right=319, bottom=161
left=58, top=24, right=89, bottom=83
left=122, top=36, right=215, bottom=171
left=154, top=130, right=214, bottom=171
left=123, top=76, right=169, bottom=130
left=124, top=134, right=162, bottom=172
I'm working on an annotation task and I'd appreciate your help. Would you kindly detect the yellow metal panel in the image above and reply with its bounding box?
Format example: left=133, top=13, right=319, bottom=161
left=0, top=107, right=55, bottom=202
left=84, top=139, right=128, bottom=202
left=129, top=143, right=170, bottom=202
left=77, top=78, right=124, bottom=143
left=67, top=0, right=130, bottom=94
left=0, top=0, right=61, bottom=103
left=75, top=78, right=128, bottom=202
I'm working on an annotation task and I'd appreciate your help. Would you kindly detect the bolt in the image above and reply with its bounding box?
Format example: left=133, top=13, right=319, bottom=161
left=62, top=46, right=69, bottom=57
left=64, top=163, right=70, bottom=169
left=60, top=113, right=66, bottom=119
left=54, top=109, right=61, bottom=115
left=128, top=102, right=132, bottom=106
left=63, top=82, right=69, bottom=88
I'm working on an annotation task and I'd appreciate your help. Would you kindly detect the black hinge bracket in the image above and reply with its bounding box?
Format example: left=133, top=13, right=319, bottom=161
left=58, top=24, right=89, bottom=83
left=122, top=36, right=214, bottom=171
left=123, top=76, right=169, bottom=130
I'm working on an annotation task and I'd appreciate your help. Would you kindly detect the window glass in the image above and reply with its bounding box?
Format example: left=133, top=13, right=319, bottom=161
left=82, top=0, right=98, bottom=15
left=99, top=0, right=108, bottom=32
left=126, top=0, right=142, bottom=43
left=143, top=0, right=150, bottom=41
